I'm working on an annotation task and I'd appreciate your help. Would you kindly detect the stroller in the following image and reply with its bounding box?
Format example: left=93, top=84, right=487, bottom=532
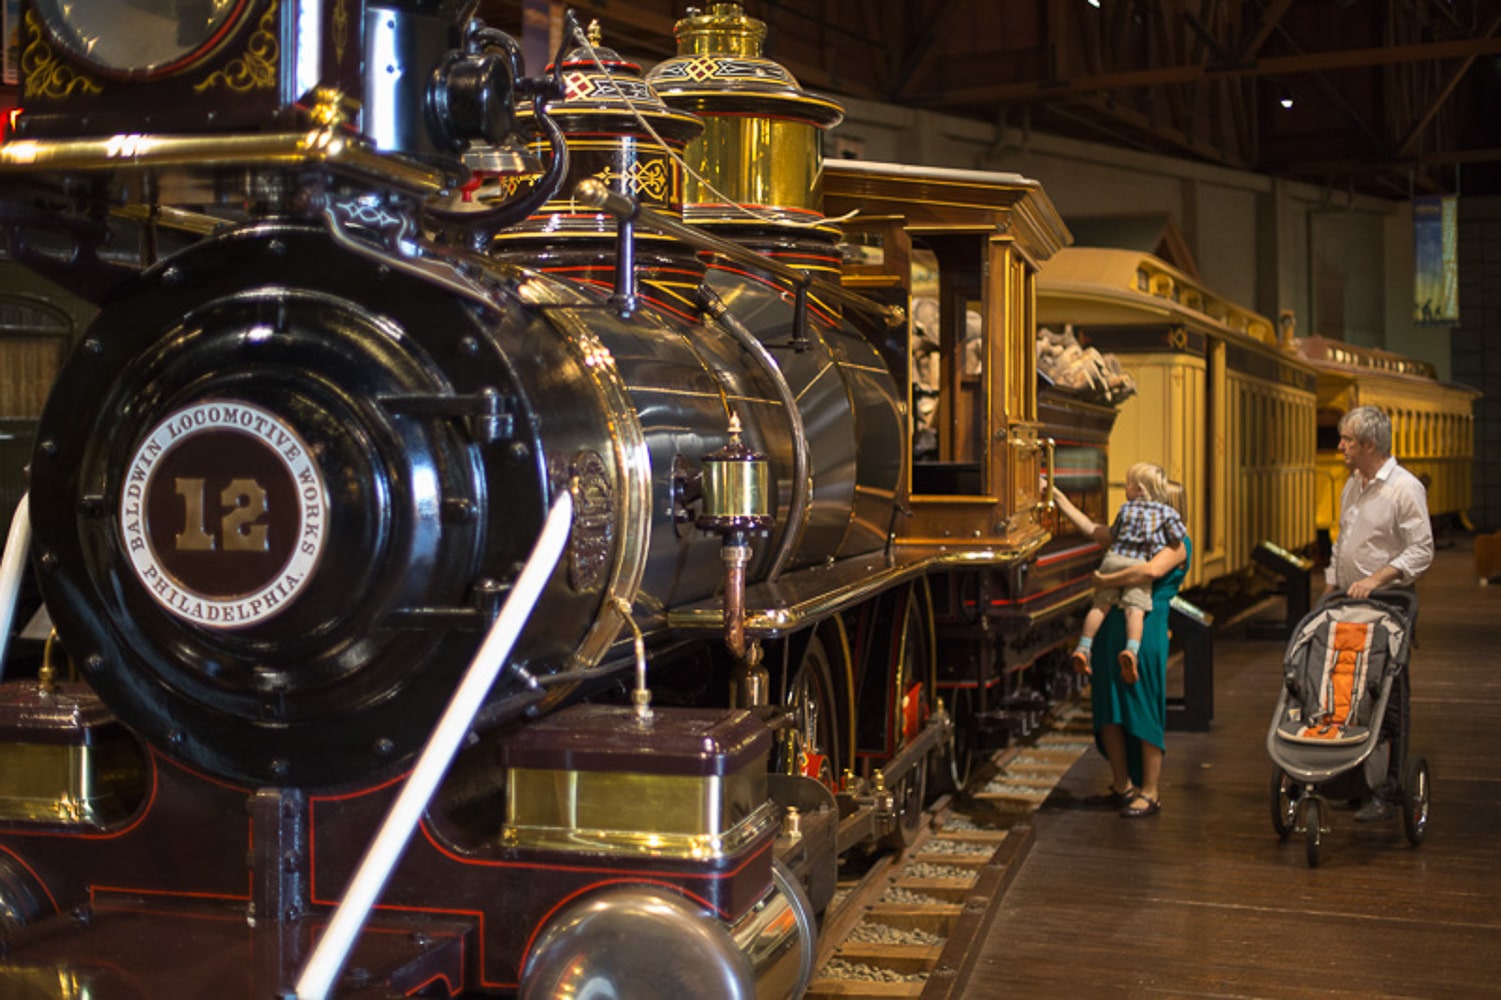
left=1265, top=589, right=1431, bottom=867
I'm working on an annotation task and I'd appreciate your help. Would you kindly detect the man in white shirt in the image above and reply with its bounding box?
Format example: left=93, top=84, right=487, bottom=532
left=1327, top=406, right=1434, bottom=598
left=1325, top=405, right=1433, bottom=821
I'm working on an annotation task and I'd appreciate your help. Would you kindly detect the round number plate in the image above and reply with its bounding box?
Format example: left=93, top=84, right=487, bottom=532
left=119, top=400, right=327, bottom=629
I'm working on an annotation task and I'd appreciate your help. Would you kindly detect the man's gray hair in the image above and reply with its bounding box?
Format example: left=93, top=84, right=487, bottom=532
left=1339, top=405, right=1392, bottom=456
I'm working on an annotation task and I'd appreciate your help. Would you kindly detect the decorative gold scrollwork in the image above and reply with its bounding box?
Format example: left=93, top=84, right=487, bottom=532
left=1168, top=327, right=1189, bottom=350
left=193, top=1, right=280, bottom=94
left=594, top=159, right=671, bottom=203
left=21, top=11, right=102, bottom=99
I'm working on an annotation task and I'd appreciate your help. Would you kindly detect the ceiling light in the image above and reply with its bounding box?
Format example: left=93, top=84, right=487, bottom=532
left=1278, top=89, right=1294, bottom=110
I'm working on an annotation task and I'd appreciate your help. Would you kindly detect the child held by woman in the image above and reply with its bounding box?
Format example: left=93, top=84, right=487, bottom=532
left=1060, top=462, right=1186, bottom=683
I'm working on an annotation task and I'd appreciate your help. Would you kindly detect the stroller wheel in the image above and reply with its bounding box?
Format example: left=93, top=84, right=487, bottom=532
left=1402, top=755, right=1431, bottom=846
left=1270, top=768, right=1299, bottom=840
left=1304, top=797, right=1324, bottom=868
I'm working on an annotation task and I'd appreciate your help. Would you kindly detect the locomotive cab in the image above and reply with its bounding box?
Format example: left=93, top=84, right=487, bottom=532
left=824, top=161, right=1069, bottom=562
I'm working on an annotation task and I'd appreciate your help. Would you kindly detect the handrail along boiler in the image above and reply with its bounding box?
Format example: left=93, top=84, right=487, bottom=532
left=0, top=2, right=1106, bottom=997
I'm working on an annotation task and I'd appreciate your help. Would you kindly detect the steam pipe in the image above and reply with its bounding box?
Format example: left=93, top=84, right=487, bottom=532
left=294, top=491, right=574, bottom=999
left=722, top=533, right=751, bottom=661
left=610, top=596, right=652, bottom=721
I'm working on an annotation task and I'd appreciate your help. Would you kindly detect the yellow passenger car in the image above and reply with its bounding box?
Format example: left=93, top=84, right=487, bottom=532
left=1036, top=248, right=1319, bottom=591
left=1297, top=335, right=1479, bottom=542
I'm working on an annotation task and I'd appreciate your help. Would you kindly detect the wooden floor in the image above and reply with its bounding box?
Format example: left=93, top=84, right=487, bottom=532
left=968, top=536, right=1501, bottom=998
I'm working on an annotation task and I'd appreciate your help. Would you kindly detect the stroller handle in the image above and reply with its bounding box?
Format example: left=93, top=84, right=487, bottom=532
left=1316, top=585, right=1417, bottom=623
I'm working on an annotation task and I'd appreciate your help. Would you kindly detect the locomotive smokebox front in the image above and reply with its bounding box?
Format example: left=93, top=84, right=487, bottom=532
left=27, top=222, right=607, bottom=789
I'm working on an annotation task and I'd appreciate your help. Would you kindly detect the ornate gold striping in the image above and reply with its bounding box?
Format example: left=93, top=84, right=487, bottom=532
left=193, top=2, right=280, bottom=94
left=333, top=0, right=351, bottom=65
left=21, top=11, right=102, bottom=100
left=594, top=158, right=671, bottom=202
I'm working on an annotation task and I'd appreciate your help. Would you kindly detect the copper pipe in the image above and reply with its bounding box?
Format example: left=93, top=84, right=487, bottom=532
left=722, top=537, right=751, bottom=661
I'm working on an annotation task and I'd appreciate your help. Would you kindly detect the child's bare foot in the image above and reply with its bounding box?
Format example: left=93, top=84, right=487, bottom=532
left=1118, top=648, right=1138, bottom=683
left=1069, top=649, right=1091, bottom=675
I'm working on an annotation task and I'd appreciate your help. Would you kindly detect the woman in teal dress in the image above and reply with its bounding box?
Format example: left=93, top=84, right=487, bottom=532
left=1053, top=478, right=1190, bottom=817
left=1088, top=534, right=1190, bottom=816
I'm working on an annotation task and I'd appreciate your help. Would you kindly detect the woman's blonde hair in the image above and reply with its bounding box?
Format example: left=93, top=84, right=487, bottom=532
left=1163, top=479, right=1187, bottom=517
left=1125, top=462, right=1170, bottom=504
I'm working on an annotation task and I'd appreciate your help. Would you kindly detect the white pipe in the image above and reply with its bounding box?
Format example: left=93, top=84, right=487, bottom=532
left=0, top=493, right=31, bottom=683
left=294, top=491, right=574, bottom=999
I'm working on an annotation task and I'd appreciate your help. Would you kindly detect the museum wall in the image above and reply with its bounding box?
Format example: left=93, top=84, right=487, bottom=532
left=829, top=95, right=1440, bottom=381
left=1456, top=197, right=1501, bottom=531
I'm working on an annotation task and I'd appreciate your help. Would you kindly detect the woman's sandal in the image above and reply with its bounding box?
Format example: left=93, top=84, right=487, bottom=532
left=1082, top=785, right=1137, bottom=808
left=1120, top=794, right=1161, bottom=818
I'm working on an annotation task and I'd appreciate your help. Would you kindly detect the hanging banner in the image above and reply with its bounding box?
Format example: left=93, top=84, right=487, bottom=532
left=1413, top=194, right=1457, bottom=323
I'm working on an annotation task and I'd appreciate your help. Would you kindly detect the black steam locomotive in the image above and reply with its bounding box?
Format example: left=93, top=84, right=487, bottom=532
left=0, top=2, right=1113, bottom=996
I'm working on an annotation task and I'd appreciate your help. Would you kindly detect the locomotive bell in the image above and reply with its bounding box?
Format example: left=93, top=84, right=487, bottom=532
left=696, top=415, right=772, bottom=535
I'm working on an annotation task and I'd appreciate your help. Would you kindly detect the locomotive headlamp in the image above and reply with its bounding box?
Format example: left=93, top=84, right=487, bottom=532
left=429, top=49, right=518, bottom=152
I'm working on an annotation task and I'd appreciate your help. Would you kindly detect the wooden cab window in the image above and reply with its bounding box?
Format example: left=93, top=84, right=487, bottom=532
left=910, top=238, right=987, bottom=495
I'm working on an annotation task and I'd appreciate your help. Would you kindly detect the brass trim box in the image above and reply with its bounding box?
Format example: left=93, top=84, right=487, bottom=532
left=0, top=681, right=146, bottom=826
left=501, top=704, right=773, bottom=860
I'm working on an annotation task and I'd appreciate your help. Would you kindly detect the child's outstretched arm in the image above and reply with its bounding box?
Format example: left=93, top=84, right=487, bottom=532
left=1050, top=485, right=1113, bottom=547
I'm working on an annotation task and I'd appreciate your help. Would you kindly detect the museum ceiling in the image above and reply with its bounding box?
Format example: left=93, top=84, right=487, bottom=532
left=476, top=0, right=1501, bottom=200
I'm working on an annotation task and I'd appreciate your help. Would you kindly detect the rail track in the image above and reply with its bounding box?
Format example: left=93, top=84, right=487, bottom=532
left=805, top=705, right=1095, bottom=999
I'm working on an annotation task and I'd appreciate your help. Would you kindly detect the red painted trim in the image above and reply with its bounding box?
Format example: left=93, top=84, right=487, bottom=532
left=1035, top=542, right=1103, bottom=567
left=519, top=876, right=726, bottom=976
left=531, top=272, right=703, bottom=325
left=90, top=884, right=250, bottom=904
left=935, top=677, right=1004, bottom=692
left=309, top=771, right=411, bottom=804
left=969, top=572, right=1095, bottom=609
left=407, top=820, right=771, bottom=891
left=128, top=0, right=254, bottom=79
left=0, top=843, right=59, bottom=913
left=406, top=973, right=460, bottom=997
left=535, top=264, right=707, bottom=282
left=705, top=264, right=842, bottom=325
left=157, top=748, right=252, bottom=794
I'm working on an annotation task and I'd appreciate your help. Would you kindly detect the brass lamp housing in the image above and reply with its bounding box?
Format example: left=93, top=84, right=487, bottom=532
left=0, top=682, right=146, bottom=827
